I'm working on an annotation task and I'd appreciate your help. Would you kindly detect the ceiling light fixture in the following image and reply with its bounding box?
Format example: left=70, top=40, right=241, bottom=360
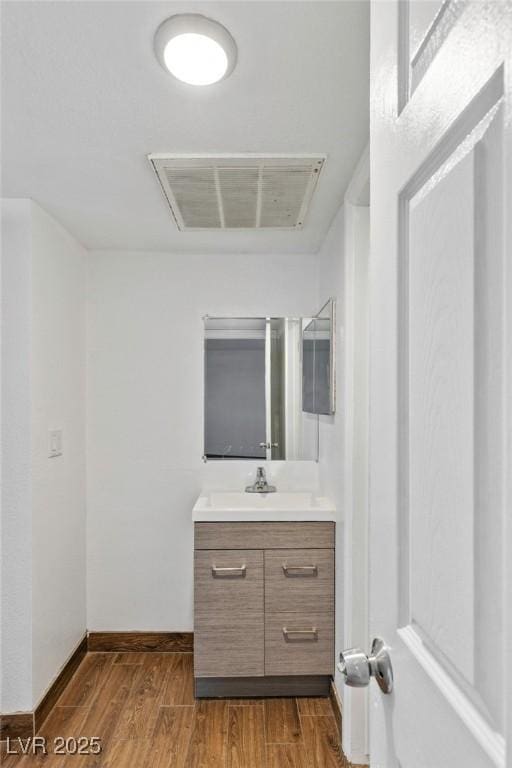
left=154, top=14, right=237, bottom=86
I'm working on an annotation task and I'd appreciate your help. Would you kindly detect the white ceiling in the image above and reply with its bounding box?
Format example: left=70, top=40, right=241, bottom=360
left=1, top=1, right=369, bottom=254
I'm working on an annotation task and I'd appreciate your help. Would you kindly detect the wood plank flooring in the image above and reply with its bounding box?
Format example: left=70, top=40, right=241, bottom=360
left=0, top=652, right=355, bottom=767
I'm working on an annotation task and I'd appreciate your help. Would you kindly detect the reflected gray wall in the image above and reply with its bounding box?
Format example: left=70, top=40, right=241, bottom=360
left=205, top=339, right=266, bottom=459
left=315, top=339, right=330, bottom=415
left=302, top=337, right=330, bottom=415
left=302, top=338, right=315, bottom=413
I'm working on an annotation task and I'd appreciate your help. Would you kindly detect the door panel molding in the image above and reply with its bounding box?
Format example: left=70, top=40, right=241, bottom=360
left=399, top=626, right=505, bottom=765
left=397, top=66, right=504, bottom=627
left=398, top=0, right=467, bottom=112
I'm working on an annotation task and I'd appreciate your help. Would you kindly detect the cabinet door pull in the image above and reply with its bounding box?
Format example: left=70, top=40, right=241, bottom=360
left=283, top=627, right=318, bottom=641
left=282, top=564, right=318, bottom=576
left=211, top=564, right=246, bottom=577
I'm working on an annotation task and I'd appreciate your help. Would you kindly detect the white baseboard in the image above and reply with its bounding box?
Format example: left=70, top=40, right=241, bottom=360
left=346, top=752, right=369, bottom=766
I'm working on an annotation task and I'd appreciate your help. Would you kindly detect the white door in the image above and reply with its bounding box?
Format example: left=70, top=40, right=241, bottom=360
left=369, top=2, right=511, bottom=766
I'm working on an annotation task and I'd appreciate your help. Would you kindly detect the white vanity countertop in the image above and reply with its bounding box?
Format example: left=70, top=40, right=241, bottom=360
left=192, top=491, right=336, bottom=522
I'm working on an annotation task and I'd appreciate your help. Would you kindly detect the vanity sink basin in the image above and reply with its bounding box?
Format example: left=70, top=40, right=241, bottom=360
left=192, top=491, right=335, bottom=522
left=209, top=491, right=315, bottom=510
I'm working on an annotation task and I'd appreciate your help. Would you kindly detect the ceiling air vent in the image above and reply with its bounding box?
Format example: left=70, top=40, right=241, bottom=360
left=148, top=155, right=325, bottom=230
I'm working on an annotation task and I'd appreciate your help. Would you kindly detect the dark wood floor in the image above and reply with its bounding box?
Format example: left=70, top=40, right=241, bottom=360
left=1, top=652, right=355, bottom=767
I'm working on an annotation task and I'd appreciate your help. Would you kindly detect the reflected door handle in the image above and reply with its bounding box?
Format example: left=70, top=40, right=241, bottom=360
left=337, top=638, right=393, bottom=694
left=259, top=442, right=279, bottom=448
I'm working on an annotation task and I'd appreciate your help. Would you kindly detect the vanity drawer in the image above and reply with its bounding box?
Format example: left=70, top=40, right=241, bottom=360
left=265, top=612, right=334, bottom=676
left=194, top=550, right=264, bottom=678
left=195, top=522, right=334, bottom=550
left=265, top=549, right=334, bottom=614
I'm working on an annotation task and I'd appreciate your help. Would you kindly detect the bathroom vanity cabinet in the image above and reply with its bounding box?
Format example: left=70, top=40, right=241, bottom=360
left=194, top=521, right=335, bottom=697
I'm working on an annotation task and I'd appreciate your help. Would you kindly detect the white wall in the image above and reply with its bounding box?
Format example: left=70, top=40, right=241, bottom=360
left=316, top=202, right=347, bottom=712
left=86, top=251, right=318, bottom=631
left=1, top=200, right=86, bottom=712
left=1, top=200, right=33, bottom=712
left=316, top=148, right=370, bottom=765
left=30, top=204, right=87, bottom=706
left=317, top=206, right=345, bottom=507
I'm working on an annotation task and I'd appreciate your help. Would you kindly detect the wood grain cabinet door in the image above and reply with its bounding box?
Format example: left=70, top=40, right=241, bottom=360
left=194, top=549, right=264, bottom=678
left=265, top=612, right=334, bottom=676
left=265, top=549, right=334, bottom=614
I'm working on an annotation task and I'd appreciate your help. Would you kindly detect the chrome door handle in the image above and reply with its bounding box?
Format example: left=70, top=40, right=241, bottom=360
left=259, top=442, right=279, bottom=448
left=283, top=627, right=318, bottom=641
left=282, top=564, right=318, bottom=576
left=211, top=565, right=246, bottom=577
left=338, top=638, right=393, bottom=694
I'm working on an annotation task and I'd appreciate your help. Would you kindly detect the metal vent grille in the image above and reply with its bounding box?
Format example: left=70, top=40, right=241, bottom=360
left=148, top=155, right=325, bottom=230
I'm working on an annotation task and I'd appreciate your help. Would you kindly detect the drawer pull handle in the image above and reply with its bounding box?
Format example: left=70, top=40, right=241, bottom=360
left=283, top=627, right=318, bottom=641
left=282, top=564, right=318, bottom=576
left=211, top=565, right=246, bottom=577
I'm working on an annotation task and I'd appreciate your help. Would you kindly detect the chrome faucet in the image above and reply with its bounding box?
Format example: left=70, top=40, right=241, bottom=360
left=245, top=466, right=276, bottom=494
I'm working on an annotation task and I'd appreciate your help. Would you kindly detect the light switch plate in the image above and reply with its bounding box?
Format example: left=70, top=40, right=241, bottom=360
left=48, top=428, right=63, bottom=458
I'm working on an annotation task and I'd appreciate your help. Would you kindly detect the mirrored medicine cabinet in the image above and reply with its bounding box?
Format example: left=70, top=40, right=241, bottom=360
left=203, top=299, right=335, bottom=462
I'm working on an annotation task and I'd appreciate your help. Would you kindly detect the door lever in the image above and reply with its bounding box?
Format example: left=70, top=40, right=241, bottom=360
left=338, top=637, right=393, bottom=694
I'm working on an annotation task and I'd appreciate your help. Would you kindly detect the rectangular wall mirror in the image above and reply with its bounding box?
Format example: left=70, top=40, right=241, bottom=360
left=204, top=317, right=318, bottom=461
left=302, top=298, right=336, bottom=415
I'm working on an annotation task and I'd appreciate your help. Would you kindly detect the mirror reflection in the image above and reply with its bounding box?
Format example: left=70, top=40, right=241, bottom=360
left=302, top=298, right=335, bottom=415
left=204, top=317, right=318, bottom=461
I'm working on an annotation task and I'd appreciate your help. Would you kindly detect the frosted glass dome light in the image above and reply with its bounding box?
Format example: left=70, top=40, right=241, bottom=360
left=154, top=15, right=237, bottom=86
